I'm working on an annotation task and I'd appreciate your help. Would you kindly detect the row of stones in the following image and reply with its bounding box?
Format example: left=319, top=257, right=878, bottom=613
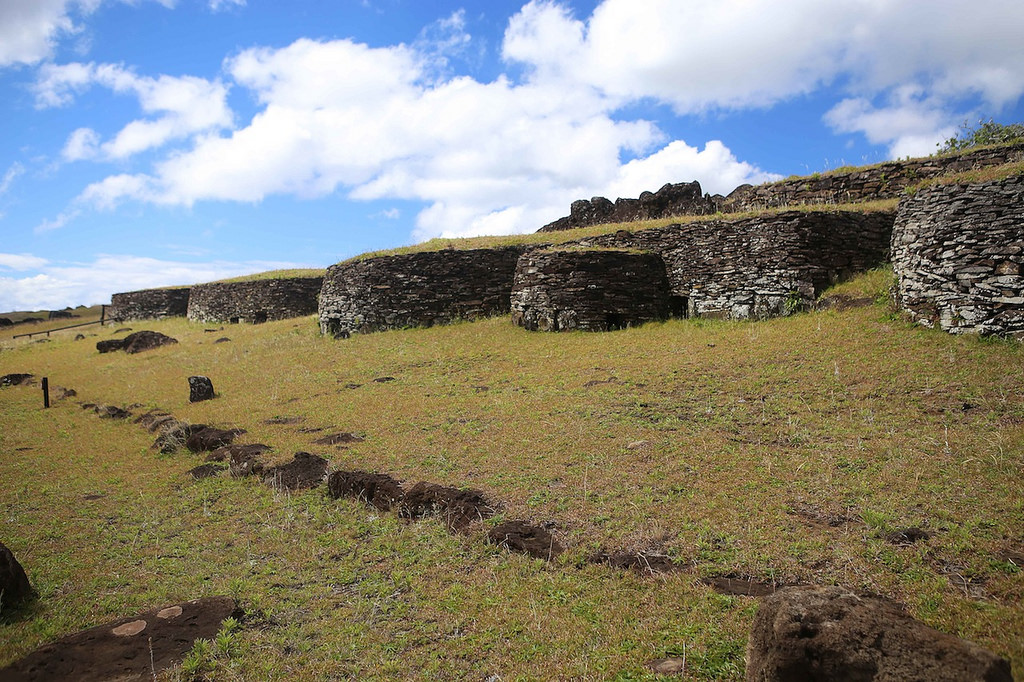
left=1, top=376, right=1012, bottom=680
left=891, top=174, right=1024, bottom=339
left=538, top=142, right=1024, bottom=232
left=108, top=277, right=323, bottom=324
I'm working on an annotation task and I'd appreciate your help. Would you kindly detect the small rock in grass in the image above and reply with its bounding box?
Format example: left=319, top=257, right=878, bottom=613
left=0, top=541, right=35, bottom=611
left=188, top=375, right=215, bottom=403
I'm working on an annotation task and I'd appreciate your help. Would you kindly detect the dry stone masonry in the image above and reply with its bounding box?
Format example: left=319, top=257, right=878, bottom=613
left=560, top=210, right=895, bottom=320
left=510, top=249, right=672, bottom=331
left=722, top=143, right=1024, bottom=213
left=186, top=277, right=323, bottom=324
left=891, top=174, right=1024, bottom=339
left=318, top=247, right=527, bottom=337
left=537, top=143, right=1024, bottom=232
left=538, top=181, right=717, bottom=232
left=108, top=287, right=191, bottom=321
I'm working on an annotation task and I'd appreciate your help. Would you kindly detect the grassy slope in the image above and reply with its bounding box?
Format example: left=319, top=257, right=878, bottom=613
left=1, top=269, right=1021, bottom=680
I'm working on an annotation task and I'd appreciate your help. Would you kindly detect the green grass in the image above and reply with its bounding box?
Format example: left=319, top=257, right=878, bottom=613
left=1, top=271, right=1022, bottom=681
left=203, top=268, right=327, bottom=285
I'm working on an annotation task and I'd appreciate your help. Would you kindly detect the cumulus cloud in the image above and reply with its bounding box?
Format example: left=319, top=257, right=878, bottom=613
left=824, top=90, right=959, bottom=159
left=0, top=0, right=77, bottom=67
left=39, top=63, right=233, bottom=160
left=0, top=253, right=49, bottom=270
left=63, top=34, right=774, bottom=238
left=503, top=0, right=1024, bottom=116
left=0, top=254, right=300, bottom=311
left=0, top=0, right=178, bottom=68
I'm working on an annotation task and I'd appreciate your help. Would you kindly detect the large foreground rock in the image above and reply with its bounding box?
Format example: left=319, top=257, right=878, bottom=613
left=0, top=596, right=239, bottom=681
left=0, top=541, right=34, bottom=610
left=746, top=585, right=1012, bottom=681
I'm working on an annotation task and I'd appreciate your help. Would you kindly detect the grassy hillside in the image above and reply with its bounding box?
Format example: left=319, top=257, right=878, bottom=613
left=1, top=269, right=1022, bottom=680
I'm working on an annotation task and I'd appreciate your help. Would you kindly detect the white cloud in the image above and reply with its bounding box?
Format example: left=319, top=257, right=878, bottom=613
left=824, top=90, right=959, bottom=159
left=39, top=63, right=232, bottom=159
left=0, top=253, right=49, bottom=270
left=0, top=163, right=25, bottom=196
left=209, top=0, right=245, bottom=10
left=35, top=209, right=81, bottom=233
left=65, top=35, right=774, bottom=239
left=0, top=254, right=299, bottom=311
left=62, top=127, right=100, bottom=160
left=0, top=0, right=178, bottom=69
left=0, top=0, right=76, bottom=67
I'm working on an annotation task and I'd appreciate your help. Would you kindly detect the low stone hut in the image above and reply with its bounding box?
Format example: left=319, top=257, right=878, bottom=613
left=891, top=173, right=1024, bottom=339
left=187, top=277, right=323, bottom=324
left=511, top=249, right=672, bottom=331
left=319, top=247, right=526, bottom=337
left=109, top=288, right=191, bottom=321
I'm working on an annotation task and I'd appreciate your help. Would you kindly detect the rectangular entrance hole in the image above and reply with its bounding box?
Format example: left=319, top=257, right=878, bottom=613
left=669, top=296, right=689, bottom=319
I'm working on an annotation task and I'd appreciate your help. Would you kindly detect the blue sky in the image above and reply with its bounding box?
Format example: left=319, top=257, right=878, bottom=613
left=2, top=0, right=1023, bottom=311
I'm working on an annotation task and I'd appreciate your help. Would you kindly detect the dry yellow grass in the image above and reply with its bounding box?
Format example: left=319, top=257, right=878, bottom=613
left=1, top=270, right=1022, bottom=680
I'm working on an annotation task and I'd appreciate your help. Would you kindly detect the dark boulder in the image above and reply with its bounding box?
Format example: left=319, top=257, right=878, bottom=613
left=0, top=541, right=34, bottom=611
left=188, top=375, right=215, bottom=403
left=327, top=470, right=404, bottom=510
left=487, top=520, right=563, bottom=561
left=96, top=339, right=125, bottom=353
left=206, top=443, right=272, bottom=463
left=400, top=482, right=494, bottom=532
left=185, top=426, right=245, bottom=453
left=122, top=330, right=177, bottom=354
left=746, top=585, right=1012, bottom=682
left=0, top=597, right=239, bottom=682
left=229, top=447, right=266, bottom=478
left=0, top=374, right=34, bottom=387
left=0, top=318, right=13, bottom=327
left=264, top=452, right=328, bottom=490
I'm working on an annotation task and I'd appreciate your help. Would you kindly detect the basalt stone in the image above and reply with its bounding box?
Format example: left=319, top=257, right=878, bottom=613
left=0, top=541, right=34, bottom=611
left=122, top=330, right=178, bottom=354
left=327, top=470, right=404, bottom=510
left=487, top=520, right=563, bottom=561
left=538, top=181, right=716, bottom=232
left=400, top=482, right=494, bottom=532
left=0, top=596, right=240, bottom=682
left=0, top=373, right=34, bottom=387
left=229, top=447, right=266, bottom=477
left=96, top=339, right=125, bottom=353
left=263, top=452, right=329, bottom=490
left=745, top=585, right=1013, bottom=682
left=186, top=426, right=245, bottom=453
left=188, top=375, right=215, bottom=403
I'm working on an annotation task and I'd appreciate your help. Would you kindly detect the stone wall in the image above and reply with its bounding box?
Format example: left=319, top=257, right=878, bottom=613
left=537, top=143, right=1024, bottom=233
left=318, top=247, right=527, bottom=337
left=186, top=278, right=323, bottom=324
left=510, top=249, right=672, bottom=331
left=891, top=175, right=1024, bottom=339
left=561, top=210, right=894, bottom=319
left=539, top=181, right=716, bottom=232
left=719, top=143, right=1024, bottom=213
left=109, top=288, right=191, bottom=321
